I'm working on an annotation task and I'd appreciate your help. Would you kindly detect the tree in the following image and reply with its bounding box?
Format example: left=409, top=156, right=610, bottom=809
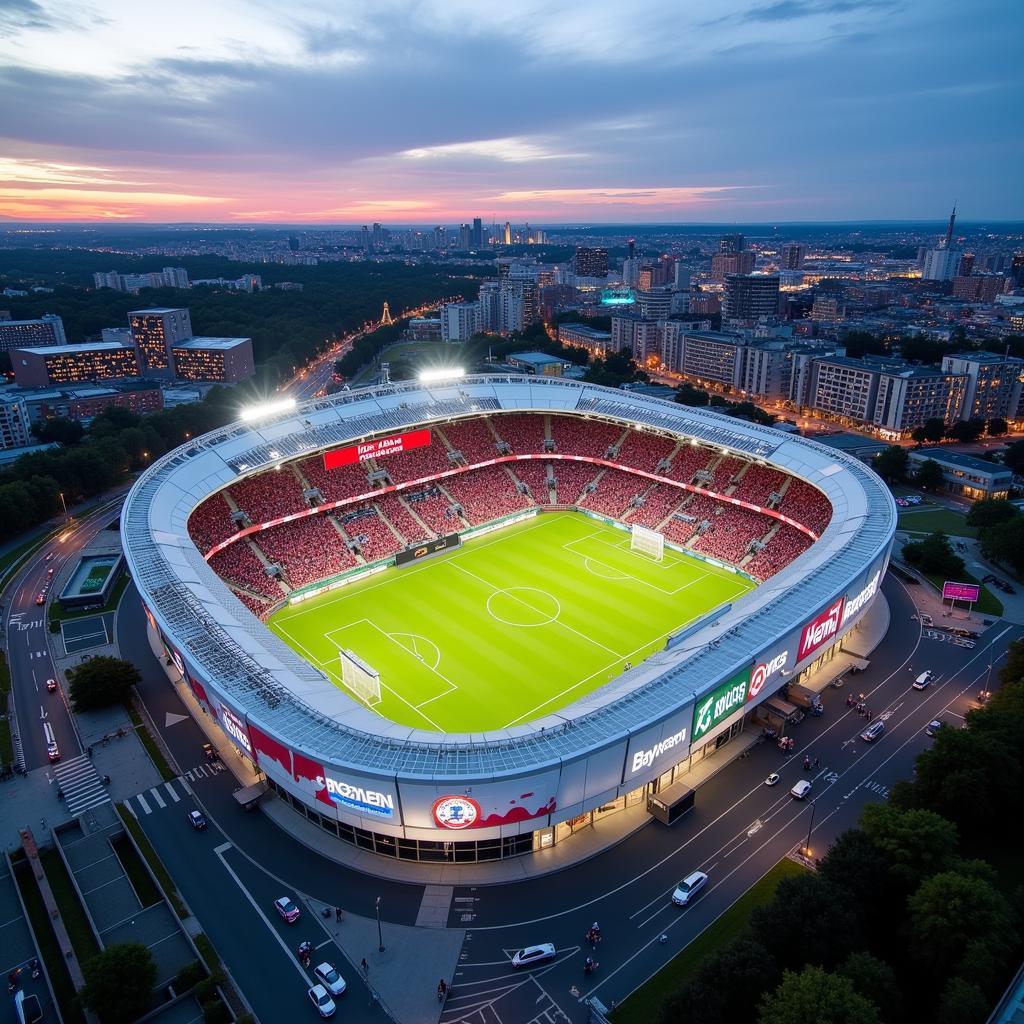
left=1003, top=439, right=1024, bottom=475
left=80, top=943, right=157, bottom=1024
left=759, top=966, right=881, bottom=1024
left=937, top=978, right=989, bottom=1024
left=914, top=458, right=945, bottom=491
left=674, top=383, right=710, bottom=407
left=900, top=531, right=965, bottom=577
left=33, top=417, right=85, bottom=445
left=872, top=445, right=908, bottom=483
left=722, top=401, right=776, bottom=426
left=748, top=874, right=861, bottom=972
left=998, top=638, right=1024, bottom=688
left=837, top=953, right=902, bottom=1023
left=911, top=418, right=946, bottom=444
left=946, top=418, right=985, bottom=443
left=979, top=516, right=1024, bottom=575
left=966, top=498, right=1019, bottom=529
left=658, top=937, right=778, bottom=1024
left=986, top=417, right=1008, bottom=436
left=68, top=656, right=141, bottom=711
left=859, top=804, right=958, bottom=889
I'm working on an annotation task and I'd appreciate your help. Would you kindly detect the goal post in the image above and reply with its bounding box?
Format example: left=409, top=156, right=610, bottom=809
left=339, top=649, right=382, bottom=706
left=630, top=523, right=665, bottom=562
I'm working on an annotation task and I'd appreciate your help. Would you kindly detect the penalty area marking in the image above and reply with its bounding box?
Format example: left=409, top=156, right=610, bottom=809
left=582, top=557, right=630, bottom=581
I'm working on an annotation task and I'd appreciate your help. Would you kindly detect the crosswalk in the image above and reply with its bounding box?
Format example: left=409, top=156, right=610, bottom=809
left=52, top=755, right=110, bottom=816
left=124, top=778, right=189, bottom=817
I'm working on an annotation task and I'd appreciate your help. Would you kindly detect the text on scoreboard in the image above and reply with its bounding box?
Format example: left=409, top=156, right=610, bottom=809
left=324, top=428, right=431, bottom=469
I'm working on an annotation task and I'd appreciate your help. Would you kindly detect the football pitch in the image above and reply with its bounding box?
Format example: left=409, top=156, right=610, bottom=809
left=268, top=512, right=754, bottom=733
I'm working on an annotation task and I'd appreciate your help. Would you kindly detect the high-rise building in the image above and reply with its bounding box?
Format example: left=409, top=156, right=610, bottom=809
left=503, top=222, right=512, bottom=245
left=941, top=351, right=1024, bottom=421
left=957, top=253, right=975, bottom=277
left=921, top=205, right=962, bottom=281
left=636, top=287, right=673, bottom=320
left=0, top=314, right=66, bottom=352
left=951, top=275, right=1007, bottom=302
left=781, top=244, right=806, bottom=270
left=441, top=302, right=481, bottom=343
left=0, top=392, right=32, bottom=450
left=360, top=225, right=371, bottom=251
left=12, top=342, right=141, bottom=387
left=574, top=247, right=609, bottom=278
left=810, top=295, right=845, bottom=323
left=719, top=234, right=745, bottom=254
left=472, top=217, right=483, bottom=249
left=170, top=337, right=255, bottom=383
left=722, top=274, right=780, bottom=325
left=478, top=282, right=501, bottom=332
left=711, top=252, right=755, bottom=280
left=128, top=307, right=192, bottom=378
left=458, top=224, right=472, bottom=250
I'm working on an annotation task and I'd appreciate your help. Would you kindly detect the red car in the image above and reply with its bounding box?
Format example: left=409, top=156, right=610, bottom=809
left=35, top=594, right=45, bottom=606
left=46, top=678, right=57, bottom=693
left=47, top=742, right=60, bottom=763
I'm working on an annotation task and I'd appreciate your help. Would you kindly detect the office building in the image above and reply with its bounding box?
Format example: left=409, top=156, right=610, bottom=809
left=128, top=307, right=192, bottom=378
left=0, top=393, right=32, bottom=450
left=719, top=234, right=744, bottom=254
left=170, top=338, right=254, bottom=383
left=711, top=252, right=755, bottom=280
left=441, top=302, right=481, bottom=343
left=472, top=218, right=483, bottom=249
left=907, top=448, right=1013, bottom=501
left=952, top=275, right=1007, bottom=302
left=574, top=247, right=609, bottom=278
left=810, top=295, right=845, bottom=323
left=782, top=244, right=806, bottom=270
left=6, top=381, right=163, bottom=425
left=921, top=247, right=962, bottom=282
left=676, top=331, right=747, bottom=389
left=941, top=351, right=1024, bottom=422
left=559, top=323, right=613, bottom=356
left=0, top=314, right=66, bottom=352
left=12, top=342, right=141, bottom=387
left=636, top=287, right=673, bottom=320
left=458, top=224, right=472, bottom=250
left=722, top=274, right=780, bottom=325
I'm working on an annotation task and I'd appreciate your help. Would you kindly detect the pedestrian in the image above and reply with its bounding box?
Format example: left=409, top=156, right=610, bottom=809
left=570, top=985, right=581, bottom=998
left=335, top=906, right=343, bottom=922
left=813, top=756, right=819, bottom=769
left=361, top=958, right=369, bottom=977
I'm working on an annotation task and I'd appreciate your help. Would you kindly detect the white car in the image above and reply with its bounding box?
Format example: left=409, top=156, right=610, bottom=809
left=913, top=671, right=934, bottom=690
left=764, top=773, right=780, bottom=786
left=307, top=984, right=336, bottom=1018
left=925, top=720, right=944, bottom=737
left=791, top=779, right=812, bottom=800
left=314, top=963, right=346, bottom=997
left=511, top=943, right=557, bottom=968
left=671, top=871, right=708, bottom=906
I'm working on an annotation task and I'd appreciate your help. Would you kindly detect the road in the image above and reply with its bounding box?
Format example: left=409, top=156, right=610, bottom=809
left=3, top=494, right=127, bottom=772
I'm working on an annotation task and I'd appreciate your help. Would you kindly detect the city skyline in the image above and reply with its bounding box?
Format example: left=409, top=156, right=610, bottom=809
left=0, top=0, right=1022, bottom=223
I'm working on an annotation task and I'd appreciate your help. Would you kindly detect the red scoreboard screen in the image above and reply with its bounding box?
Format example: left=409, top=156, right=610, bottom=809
left=324, top=428, right=431, bottom=469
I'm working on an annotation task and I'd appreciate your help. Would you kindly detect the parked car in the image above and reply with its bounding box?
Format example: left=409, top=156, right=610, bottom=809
left=274, top=896, right=301, bottom=923
left=913, top=671, right=934, bottom=690
left=790, top=779, right=813, bottom=800
left=860, top=720, right=885, bottom=743
left=307, top=984, right=336, bottom=1018
left=46, top=678, right=57, bottom=693
left=188, top=810, right=207, bottom=831
left=314, top=963, right=346, bottom=997
left=511, top=943, right=557, bottom=969
left=671, top=871, right=709, bottom=907
left=925, top=720, right=944, bottom=737
left=920, top=613, right=933, bottom=626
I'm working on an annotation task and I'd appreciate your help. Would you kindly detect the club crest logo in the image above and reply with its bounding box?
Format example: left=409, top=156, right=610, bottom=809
left=432, top=795, right=481, bottom=829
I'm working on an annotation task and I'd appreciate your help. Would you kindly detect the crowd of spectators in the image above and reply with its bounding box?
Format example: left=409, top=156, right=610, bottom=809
left=343, top=510, right=403, bottom=562
left=255, top=515, right=359, bottom=589
left=614, top=430, right=677, bottom=474
left=551, top=461, right=600, bottom=505
left=551, top=416, right=623, bottom=459
left=298, top=454, right=373, bottom=503
left=745, top=526, right=814, bottom=580
left=579, top=467, right=647, bottom=518
left=227, top=467, right=307, bottom=524
left=444, top=466, right=532, bottom=524
left=510, top=461, right=554, bottom=504
left=209, top=542, right=285, bottom=602
left=627, top=484, right=688, bottom=529
left=733, top=463, right=787, bottom=506
left=188, top=494, right=237, bottom=553
left=374, top=494, right=431, bottom=544
left=408, top=488, right=465, bottom=534
left=665, top=444, right=715, bottom=484
left=707, top=455, right=746, bottom=493
left=780, top=480, right=832, bottom=535
left=228, top=588, right=273, bottom=619
left=692, top=505, right=774, bottom=564
left=381, top=431, right=457, bottom=482
left=440, top=418, right=500, bottom=463
left=491, top=413, right=548, bottom=452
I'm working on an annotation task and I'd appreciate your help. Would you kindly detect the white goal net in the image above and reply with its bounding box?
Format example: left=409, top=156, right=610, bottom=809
left=339, top=649, right=382, bottom=706
left=630, top=523, right=665, bottom=562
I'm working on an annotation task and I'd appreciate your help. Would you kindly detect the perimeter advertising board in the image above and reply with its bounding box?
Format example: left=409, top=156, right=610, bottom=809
left=398, top=769, right=560, bottom=833
left=692, top=666, right=752, bottom=743
left=622, top=702, right=695, bottom=787
left=395, top=533, right=461, bottom=566
left=323, top=428, right=430, bottom=470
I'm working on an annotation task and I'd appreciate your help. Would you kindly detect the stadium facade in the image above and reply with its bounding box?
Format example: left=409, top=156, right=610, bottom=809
left=123, top=376, right=895, bottom=863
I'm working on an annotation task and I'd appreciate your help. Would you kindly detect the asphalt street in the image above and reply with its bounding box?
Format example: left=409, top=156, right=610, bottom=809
left=3, top=494, right=128, bottom=772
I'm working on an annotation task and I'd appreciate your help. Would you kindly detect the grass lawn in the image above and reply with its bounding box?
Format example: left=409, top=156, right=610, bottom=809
left=923, top=570, right=1003, bottom=616
left=614, top=859, right=808, bottom=1024
left=39, top=849, right=101, bottom=963
left=269, top=512, right=753, bottom=732
left=897, top=507, right=978, bottom=539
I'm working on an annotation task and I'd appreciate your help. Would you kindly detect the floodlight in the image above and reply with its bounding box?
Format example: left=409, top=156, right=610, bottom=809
left=239, top=397, right=297, bottom=422
left=418, top=368, right=465, bottom=384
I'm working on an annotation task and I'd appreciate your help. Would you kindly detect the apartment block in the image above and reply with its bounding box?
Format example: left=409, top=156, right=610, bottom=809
left=12, top=342, right=141, bottom=387
left=170, top=337, right=255, bottom=383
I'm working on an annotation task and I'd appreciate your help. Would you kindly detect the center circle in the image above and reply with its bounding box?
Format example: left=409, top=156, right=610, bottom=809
left=486, top=587, right=560, bottom=627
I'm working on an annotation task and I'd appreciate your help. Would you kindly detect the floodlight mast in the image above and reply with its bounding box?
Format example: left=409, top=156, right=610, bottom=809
left=239, top=397, right=298, bottom=422
left=418, top=368, right=465, bottom=384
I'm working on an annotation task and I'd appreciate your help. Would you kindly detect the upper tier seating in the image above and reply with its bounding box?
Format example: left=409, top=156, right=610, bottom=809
left=297, top=454, right=373, bottom=504
left=491, top=414, right=547, bottom=453
left=665, top=444, right=715, bottom=483
left=613, top=430, right=677, bottom=474
left=188, top=494, right=237, bottom=553
left=780, top=480, right=832, bottom=535
left=551, top=416, right=623, bottom=459
left=227, top=467, right=307, bottom=524
left=381, top=430, right=456, bottom=483
left=255, top=516, right=359, bottom=589
left=440, top=418, right=500, bottom=463
left=733, top=463, right=787, bottom=506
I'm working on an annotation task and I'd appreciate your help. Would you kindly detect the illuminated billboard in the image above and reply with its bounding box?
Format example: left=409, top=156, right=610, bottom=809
left=323, top=428, right=431, bottom=469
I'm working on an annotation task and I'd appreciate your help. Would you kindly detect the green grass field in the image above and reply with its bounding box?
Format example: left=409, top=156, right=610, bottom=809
left=268, top=512, right=753, bottom=732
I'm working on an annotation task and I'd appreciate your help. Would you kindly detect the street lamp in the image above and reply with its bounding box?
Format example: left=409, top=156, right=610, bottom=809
left=376, top=896, right=384, bottom=952
left=58, top=491, right=69, bottom=522
left=803, top=799, right=816, bottom=859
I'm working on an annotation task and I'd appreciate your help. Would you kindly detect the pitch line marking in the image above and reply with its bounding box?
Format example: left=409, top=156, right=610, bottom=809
left=485, top=587, right=561, bottom=628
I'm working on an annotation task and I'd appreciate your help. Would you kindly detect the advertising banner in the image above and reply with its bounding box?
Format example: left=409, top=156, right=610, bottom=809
left=797, top=596, right=846, bottom=662
left=692, top=666, right=752, bottom=743
left=943, top=581, right=980, bottom=602
left=841, top=568, right=882, bottom=627
left=216, top=700, right=254, bottom=759
left=622, top=703, right=695, bottom=785
left=246, top=721, right=292, bottom=785
left=747, top=648, right=790, bottom=704
left=289, top=750, right=401, bottom=823
left=395, top=533, right=461, bottom=567
left=323, top=428, right=431, bottom=469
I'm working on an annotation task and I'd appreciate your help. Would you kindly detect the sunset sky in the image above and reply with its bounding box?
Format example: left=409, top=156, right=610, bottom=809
left=1, top=0, right=1021, bottom=224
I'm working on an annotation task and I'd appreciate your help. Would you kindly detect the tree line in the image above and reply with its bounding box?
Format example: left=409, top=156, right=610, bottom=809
left=658, top=637, right=1024, bottom=1024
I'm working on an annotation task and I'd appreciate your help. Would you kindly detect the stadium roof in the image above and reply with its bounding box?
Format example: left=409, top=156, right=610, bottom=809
left=123, top=375, right=895, bottom=779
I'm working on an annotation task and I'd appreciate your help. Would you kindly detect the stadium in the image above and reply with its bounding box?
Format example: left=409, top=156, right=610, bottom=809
left=122, top=375, right=895, bottom=864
